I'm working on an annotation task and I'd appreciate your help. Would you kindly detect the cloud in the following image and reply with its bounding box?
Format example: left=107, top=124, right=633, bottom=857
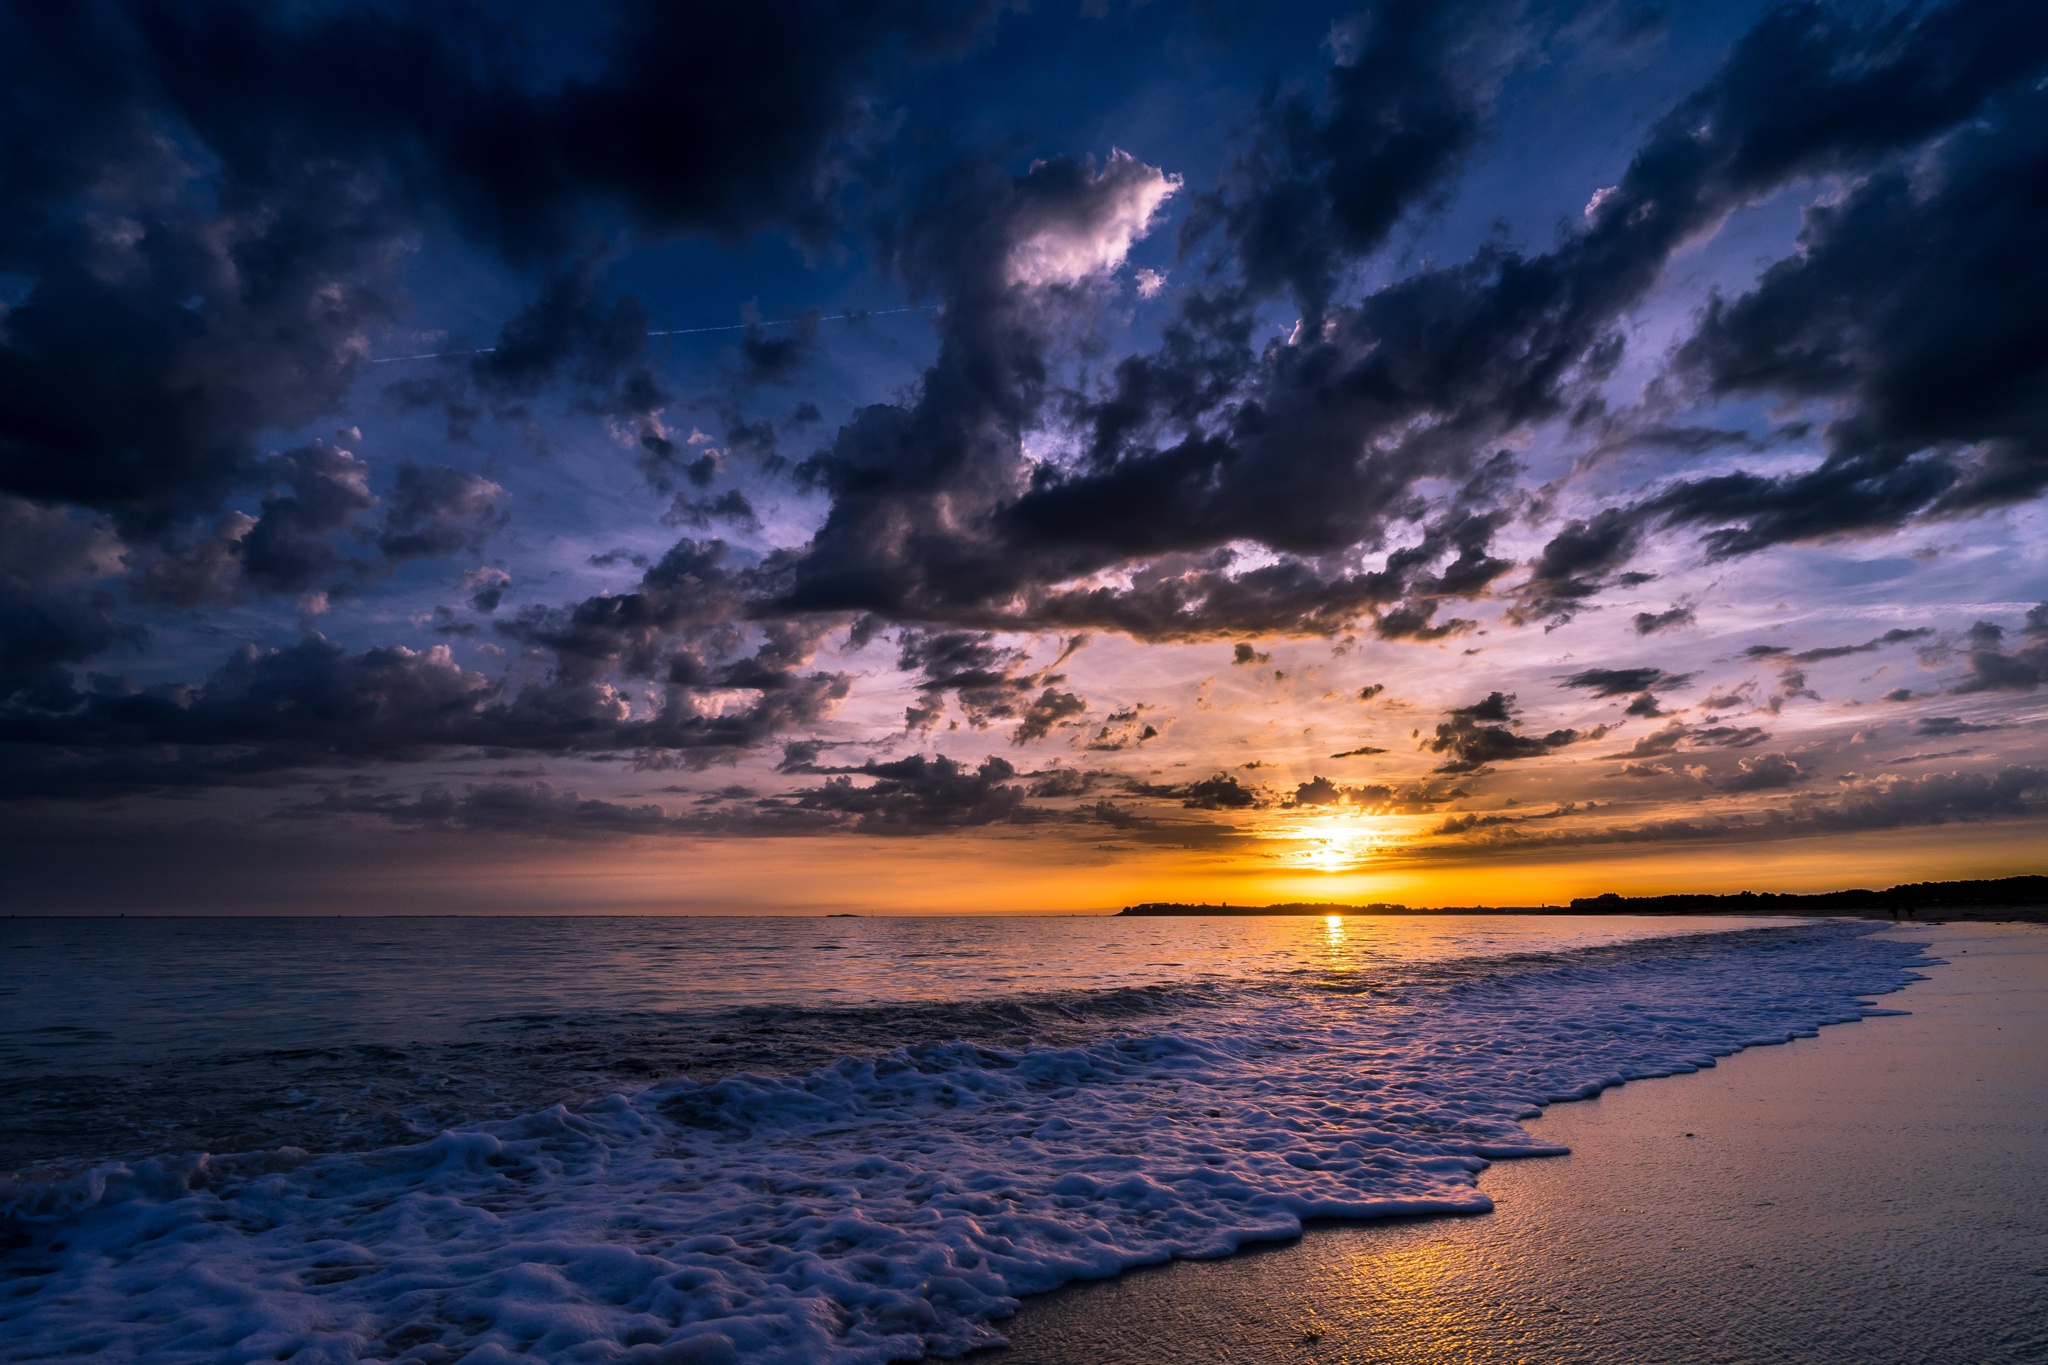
left=0, top=497, right=138, bottom=707
left=1915, top=715, right=2005, bottom=737
left=895, top=630, right=1088, bottom=736
left=1716, top=751, right=1807, bottom=792
left=1, top=618, right=850, bottom=798
left=1633, top=604, right=1696, bottom=635
left=1428, top=692, right=1581, bottom=773
left=1604, top=720, right=1770, bottom=760
left=738, top=310, right=823, bottom=386
left=8, top=0, right=2048, bottom=864
left=1006, top=151, right=1179, bottom=289
left=1778, top=627, right=1933, bottom=664
left=304, top=781, right=698, bottom=840
left=1953, top=611, right=2048, bottom=692
left=464, top=568, right=512, bottom=614
left=1012, top=687, right=1088, bottom=744
left=1275, top=777, right=1447, bottom=812
left=762, top=0, right=2048, bottom=651
left=233, top=442, right=380, bottom=596
left=1084, top=705, right=1161, bottom=751
left=1651, top=77, right=2048, bottom=553
left=1208, top=0, right=1531, bottom=319
left=0, top=0, right=998, bottom=671
left=1133, top=772, right=1262, bottom=810
left=1515, top=510, right=1642, bottom=624
left=784, top=754, right=1044, bottom=832
left=1560, top=667, right=1693, bottom=698
left=300, top=751, right=1061, bottom=840
left=1409, top=765, right=2048, bottom=856
left=378, top=465, right=506, bottom=560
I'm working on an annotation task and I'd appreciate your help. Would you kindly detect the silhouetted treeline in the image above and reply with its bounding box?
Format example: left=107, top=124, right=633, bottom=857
left=1568, top=875, right=2048, bottom=914
left=1118, top=876, right=2047, bottom=917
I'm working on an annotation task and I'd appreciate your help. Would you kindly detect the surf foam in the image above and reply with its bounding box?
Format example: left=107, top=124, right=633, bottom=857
left=0, top=923, right=1927, bottom=1364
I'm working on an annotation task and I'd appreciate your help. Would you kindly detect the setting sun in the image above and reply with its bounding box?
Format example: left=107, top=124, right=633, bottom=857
left=1290, top=815, right=1400, bottom=871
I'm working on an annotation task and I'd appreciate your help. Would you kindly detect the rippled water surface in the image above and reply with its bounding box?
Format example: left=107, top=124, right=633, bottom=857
left=3, top=914, right=1924, bottom=1364
left=3, top=913, right=1783, bottom=1172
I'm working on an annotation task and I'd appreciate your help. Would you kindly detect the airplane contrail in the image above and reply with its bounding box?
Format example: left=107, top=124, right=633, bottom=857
left=369, top=306, right=929, bottom=364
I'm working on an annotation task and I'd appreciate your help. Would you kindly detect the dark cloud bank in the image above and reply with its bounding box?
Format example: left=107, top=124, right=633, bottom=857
left=3, top=0, right=2048, bottom=864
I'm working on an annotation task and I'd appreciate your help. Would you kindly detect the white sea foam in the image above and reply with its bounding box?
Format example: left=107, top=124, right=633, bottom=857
left=0, top=923, right=1926, bottom=1364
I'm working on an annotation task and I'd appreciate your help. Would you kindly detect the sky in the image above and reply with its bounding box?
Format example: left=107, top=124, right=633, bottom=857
left=3, top=0, right=2046, bottom=914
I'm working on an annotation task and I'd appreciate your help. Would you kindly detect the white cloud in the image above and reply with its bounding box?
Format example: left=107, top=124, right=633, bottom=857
left=1008, top=150, right=1179, bottom=290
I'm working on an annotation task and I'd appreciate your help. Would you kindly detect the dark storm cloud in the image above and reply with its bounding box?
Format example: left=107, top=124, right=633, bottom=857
left=1427, top=691, right=1581, bottom=773
left=1779, top=627, right=1934, bottom=664
left=1083, top=706, right=1163, bottom=752
left=1633, top=604, right=1696, bottom=635
left=1280, top=776, right=1450, bottom=812
left=0, top=616, right=850, bottom=800
left=379, top=464, right=504, bottom=561
left=1915, top=715, right=2003, bottom=737
left=463, top=567, right=512, bottom=614
left=0, top=0, right=938, bottom=797
left=1603, top=720, right=1770, bottom=759
left=783, top=754, right=1043, bottom=832
left=301, top=781, right=700, bottom=840
left=11, top=0, right=2048, bottom=842
left=1157, top=772, right=1263, bottom=810
left=231, top=443, right=382, bottom=595
left=1656, top=86, right=2048, bottom=552
left=1513, top=510, right=1643, bottom=625
left=738, top=311, right=824, bottom=387
left=119, top=441, right=505, bottom=606
left=1011, top=688, right=1088, bottom=744
left=797, top=0, right=2048, bottom=644
left=470, top=260, right=664, bottom=416
left=1205, top=0, right=1530, bottom=320
left=0, top=0, right=992, bottom=565
left=1423, top=764, right=2048, bottom=853
left=1483, top=0, right=2048, bottom=601
left=1715, top=751, right=1807, bottom=792
left=994, top=451, right=1519, bottom=641
left=0, top=498, right=137, bottom=708
left=298, top=766, right=1029, bottom=841
left=1952, top=609, right=2048, bottom=692
left=777, top=149, right=1182, bottom=621
left=671, top=490, right=763, bottom=534
left=496, top=538, right=806, bottom=687
left=894, top=630, right=1088, bottom=735
left=1560, top=667, right=1693, bottom=698
left=758, top=0, right=1576, bottom=641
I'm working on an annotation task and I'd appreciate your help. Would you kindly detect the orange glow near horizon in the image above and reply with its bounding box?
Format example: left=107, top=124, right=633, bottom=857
left=159, top=813, right=2041, bottom=916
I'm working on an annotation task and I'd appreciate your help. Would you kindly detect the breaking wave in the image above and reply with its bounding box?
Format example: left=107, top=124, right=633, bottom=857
left=0, top=922, right=1927, bottom=1364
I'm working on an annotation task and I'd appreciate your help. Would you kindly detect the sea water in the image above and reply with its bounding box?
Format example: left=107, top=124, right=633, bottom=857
left=0, top=914, right=1929, bottom=1363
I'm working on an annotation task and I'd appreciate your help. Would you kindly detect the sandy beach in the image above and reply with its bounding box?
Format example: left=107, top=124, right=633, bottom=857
left=990, top=922, right=2048, bottom=1364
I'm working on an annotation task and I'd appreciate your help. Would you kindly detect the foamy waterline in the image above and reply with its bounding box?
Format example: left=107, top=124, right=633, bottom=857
left=1, top=923, right=1927, bottom=1364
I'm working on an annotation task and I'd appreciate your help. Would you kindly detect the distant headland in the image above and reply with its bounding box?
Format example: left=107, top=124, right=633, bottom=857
left=1117, top=875, right=2048, bottom=922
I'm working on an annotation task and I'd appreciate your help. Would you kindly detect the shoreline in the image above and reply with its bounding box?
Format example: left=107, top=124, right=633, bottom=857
left=986, top=921, right=2048, bottom=1364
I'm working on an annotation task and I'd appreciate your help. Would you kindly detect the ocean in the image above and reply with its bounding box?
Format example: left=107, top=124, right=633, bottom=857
left=0, top=914, right=1928, bottom=1363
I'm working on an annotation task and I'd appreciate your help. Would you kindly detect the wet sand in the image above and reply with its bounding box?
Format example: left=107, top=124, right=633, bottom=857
left=988, top=922, right=2048, bottom=1364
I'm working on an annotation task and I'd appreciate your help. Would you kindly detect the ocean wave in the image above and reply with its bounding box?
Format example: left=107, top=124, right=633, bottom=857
left=0, top=923, right=1927, bottom=1364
